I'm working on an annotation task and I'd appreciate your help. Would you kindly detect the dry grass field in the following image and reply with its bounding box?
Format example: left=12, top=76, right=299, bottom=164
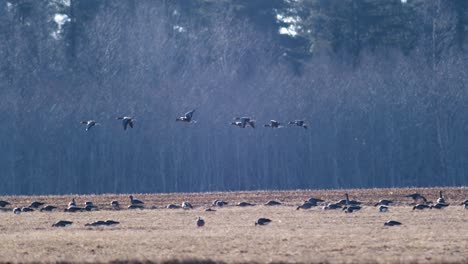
left=0, top=187, right=467, bottom=263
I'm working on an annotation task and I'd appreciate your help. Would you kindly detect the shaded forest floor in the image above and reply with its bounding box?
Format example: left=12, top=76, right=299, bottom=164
left=0, top=187, right=467, bottom=263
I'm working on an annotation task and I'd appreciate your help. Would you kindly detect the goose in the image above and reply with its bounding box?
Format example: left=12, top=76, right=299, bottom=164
left=384, top=220, right=402, bottom=226
left=413, top=203, right=430, bottom=210
left=84, top=204, right=98, bottom=211
left=255, top=218, right=272, bottom=226
left=0, top=201, right=11, bottom=207
left=307, top=197, right=324, bottom=204
left=465, top=203, right=468, bottom=209
left=437, top=191, right=445, bottom=204
left=296, top=202, right=315, bottom=210
left=205, top=208, right=216, bottom=212
left=430, top=203, right=449, bottom=209
left=379, top=205, right=389, bottom=212
left=127, top=204, right=144, bottom=209
left=264, top=120, right=283, bottom=128
left=116, top=116, right=135, bottom=130
left=213, top=200, right=228, bottom=207
left=322, top=203, right=342, bottom=210
left=105, top=220, right=120, bottom=225
left=81, top=120, right=100, bottom=131
left=52, top=220, right=73, bottom=227
left=21, top=207, right=34, bottom=212
left=182, top=201, right=193, bottom=209
left=84, top=201, right=94, bottom=206
left=232, top=117, right=255, bottom=128
left=129, top=195, right=144, bottom=205
left=236, top=202, right=255, bottom=207
left=289, top=120, right=308, bottom=129
left=264, top=200, right=282, bottom=206
left=68, top=198, right=76, bottom=207
left=176, top=110, right=196, bottom=123
left=111, top=200, right=120, bottom=209
left=405, top=193, right=427, bottom=202
left=374, top=200, right=393, bottom=206
left=343, top=193, right=361, bottom=213
left=64, top=206, right=83, bottom=212
left=29, top=201, right=45, bottom=208
left=166, top=204, right=180, bottom=209
left=85, top=220, right=120, bottom=227
left=196, top=217, right=205, bottom=227
left=40, top=205, right=57, bottom=212
left=459, top=200, right=468, bottom=205
left=13, top=207, right=21, bottom=214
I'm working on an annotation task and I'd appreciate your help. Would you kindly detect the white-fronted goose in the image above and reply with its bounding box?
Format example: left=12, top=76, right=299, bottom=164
left=81, top=120, right=100, bottom=131
left=117, top=116, right=135, bottom=130
left=176, top=110, right=196, bottom=123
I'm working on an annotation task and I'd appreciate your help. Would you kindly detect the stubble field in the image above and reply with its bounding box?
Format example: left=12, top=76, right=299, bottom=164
left=0, top=187, right=467, bottom=263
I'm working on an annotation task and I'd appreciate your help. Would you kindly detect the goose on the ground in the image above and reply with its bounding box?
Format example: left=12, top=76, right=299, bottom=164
left=205, top=208, right=216, bottom=212
left=405, top=193, right=427, bottom=202
left=0, top=201, right=10, bottom=207
left=237, top=202, right=255, bottom=207
left=437, top=191, right=445, bottom=204
left=111, top=200, right=120, bottom=209
left=68, top=198, right=76, bottom=207
left=85, top=220, right=119, bottom=226
left=182, top=201, right=193, bottom=209
left=166, top=204, right=180, bottom=209
left=413, top=203, right=430, bottom=210
left=288, top=120, right=308, bottom=129
left=264, top=120, right=283, bottom=128
left=213, top=200, right=228, bottom=206
left=374, top=200, right=393, bottom=206
left=379, top=205, right=389, bottom=212
left=343, top=193, right=361, bottom=213
left=129, top=195, right=144, bottom=205
left=116, top=116, right=135, bottom=130
left=128, top=204, right=144, bottom=209
left=297, top=201, right=315, bottom=210
left=232, top=117, right=255, bottom=128
left=21, top=207, right=34, bottom=212
left=307, top=197, right=324, bottom=204
left=460, top=200, right=468, bottom=205
left=465, top=203, right=468, bottom=209
left=196, top=217, right=205, bottom=227
left=81, top=120, right=100, bottom=131
left=384, top=220, right=402, bottom=226
left=65, top=206, right=83, bottom=212
left=255, top=218, right=272, bottom=226
left=13, top=207, right=21, bottom=214
left=84, top=204, right=98, bottom=211
left=84, top=201, right=93, bottom=206
left=40, top=205, right=57, bottom=212
left=430, top=203, right=449, bottom=209
left=322, top=203, right=342, bottom=210
left=176, top=110, right=196, bottom=123
left=265, top=200, right=282, bottom=206
left=29, top=201, right=45, bottom=208
left=52, top=220, right=73, bottom=227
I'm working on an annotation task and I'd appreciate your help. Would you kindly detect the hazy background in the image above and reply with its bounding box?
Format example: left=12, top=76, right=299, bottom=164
left=1, top=0, right=467, bottom=195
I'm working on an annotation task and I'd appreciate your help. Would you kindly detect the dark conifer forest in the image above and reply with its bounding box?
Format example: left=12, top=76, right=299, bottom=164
left=1, top=0, right=468, bottom=195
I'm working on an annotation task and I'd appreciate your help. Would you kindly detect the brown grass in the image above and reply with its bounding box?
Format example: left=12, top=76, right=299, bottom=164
left=0, top=187, right=467, bottom=263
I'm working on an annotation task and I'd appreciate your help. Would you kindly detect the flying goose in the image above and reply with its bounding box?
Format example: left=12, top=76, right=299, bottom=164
left=237, top=202, right=255, bottom=207
left=0, top=201, right=11, bottom=207
left=29, top=201, right=45, bottom=208
left=52, top=220, right=73, bottom=227
left=182, top=201, right=193, bottom=209
left=176, top=110, right=196, bottom=123
left=232, top=117, right=255, bottom=128
left=196, top=217, right=205, bottom=227
left=255, top=218, right=272, bottom=226
left=40, top=205, right=57, bottom=212
left=116, top=116, right=135, bottom=130
left=289, top=120, right=308, bottom=129
left=129, top=195, right=144, bottom=205
left=264, top=120, right=283, bottom=128
left=264, top=200, right=282, bottom=206
left=436, top=191, right=445, bottom=204
left=374, top=200, right=393, bottom=206
left=81, top=120, right=100, bottom=131
left=384, top=220, right=402, bottom=226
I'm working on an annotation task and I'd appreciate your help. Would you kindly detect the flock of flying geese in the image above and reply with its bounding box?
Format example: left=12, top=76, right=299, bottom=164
left=1, top=191, right=466, bottom=228
left=80, top=110, right=309, bottom=131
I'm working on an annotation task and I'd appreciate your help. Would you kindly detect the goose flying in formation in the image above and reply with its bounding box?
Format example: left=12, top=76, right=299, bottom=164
left=117, top=116, right=135, bottom=130
left=81, top=120, right=100, bottom=131
left=232, top=117, right=255, bottom=128
left=264, top=120, right=283, bottom=128
left=176, top=110, right=196, bottom=123
left=289, top=120, right=308, bottom=129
